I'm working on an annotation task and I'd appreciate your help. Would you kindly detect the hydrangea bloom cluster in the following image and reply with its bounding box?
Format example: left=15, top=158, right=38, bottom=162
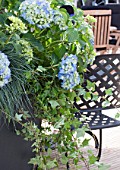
left=17, top=39, right=33, bottom=63
left=58, top=54, right=80, bottom=90
left=19, top=0, right=67, bottom=30
left=53, top=10, right=68, bottom=30
left=19, top=0, right=54, bottom=29
left=89, top=38, right=94, bottom=46
left=6, top=16, right=28, bottom=34
left=0, top=52, right=11, bottom=87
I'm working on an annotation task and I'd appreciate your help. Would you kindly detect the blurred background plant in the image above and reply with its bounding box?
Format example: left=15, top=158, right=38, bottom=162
left=0, top=0, right=109, bottom=170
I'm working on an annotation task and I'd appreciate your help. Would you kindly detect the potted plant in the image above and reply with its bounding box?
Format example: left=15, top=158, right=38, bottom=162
left=0, top=0, right=107, bottom=170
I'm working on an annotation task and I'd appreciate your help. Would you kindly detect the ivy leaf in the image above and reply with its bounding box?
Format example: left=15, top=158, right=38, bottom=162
left=31, top=40, right=44, bottom=52
left=47, top=148, right=52, bottom=156
left=89, top=155, right=97, bottom=164
left=115, top=112, right=120, bottom=119
left=75, top=96, right=81, bottom=103
left=82, top=139, right=90, bottom=147
left=84, top=92, right=91, bottom=101
left=102, top=100, right=110, bottom=108
left=0, top=31, right=8, bottom=44
left=58, top=99, right=66, bottom=106
left=54, top=116, right=65, bottom=129
left=76, top=128, right=85, bottom=138
left=49, top=100, right=59, bottom=109
left=105, top=89, right=113, bottom=96
left=95, top=162, right=110, bottom=170
left=37, top=66, right=46, bottom=72
left=29, top=157, right=40, bottom=166
left=15, top=113, right=23, bottom=121
left=92, top=93, right=99, bottom=101
left=77, top=88, right=86, bottom=96
left=68, top=91, right=76, bottom=102
left=60, top=155, right=68, bottom=164
left=25, top=71, right=32, bottom=79
left=86, top=80, right=95, bottom=91
left=46, top=159, right=57, bottom=169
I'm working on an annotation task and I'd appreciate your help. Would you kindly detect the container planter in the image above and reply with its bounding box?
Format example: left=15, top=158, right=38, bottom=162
left=0, top=0, right=97, bottom=169
left=0, top=118, right=33, bottom=170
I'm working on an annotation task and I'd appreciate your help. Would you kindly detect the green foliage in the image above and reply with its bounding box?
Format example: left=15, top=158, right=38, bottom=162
left=0, top=0, right=110, bottom=170
left=115, top=112, right=120, bottom=118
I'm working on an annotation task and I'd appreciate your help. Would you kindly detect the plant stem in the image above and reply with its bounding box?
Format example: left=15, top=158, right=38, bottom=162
left=46, top=40, right=67, bottom=48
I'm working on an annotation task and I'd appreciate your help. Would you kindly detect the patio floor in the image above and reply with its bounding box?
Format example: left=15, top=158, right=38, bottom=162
left=51, top=108, right=120, bottom=170
left=94, top=109, right=120, bottom=170
left=99, top=125, right=120, bottom=170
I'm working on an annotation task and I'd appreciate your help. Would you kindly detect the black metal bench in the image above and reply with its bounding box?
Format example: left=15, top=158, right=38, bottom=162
left=74, top=54, right=120, bottom=161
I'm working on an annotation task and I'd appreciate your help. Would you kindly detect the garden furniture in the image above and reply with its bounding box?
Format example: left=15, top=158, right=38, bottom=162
left=84, top=9, right=120, bottom=54
left=83, top=9, right=112, bottom=54
left=110, top=29, right=120, bottom=53
left=74, top=53, right=120, bottom=161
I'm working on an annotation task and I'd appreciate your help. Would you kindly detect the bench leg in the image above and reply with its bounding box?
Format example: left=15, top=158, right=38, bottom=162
left=86, top=130, right=102, bottom=161
left=65, top=152, right=70, bottom=170
left=86, top=131, right=99, bottom=149
left=97, top=129, right=102, bottom=161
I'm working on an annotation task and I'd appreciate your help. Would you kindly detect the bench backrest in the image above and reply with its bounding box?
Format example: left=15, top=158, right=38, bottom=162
left=75, top=54, right=120, bottom=110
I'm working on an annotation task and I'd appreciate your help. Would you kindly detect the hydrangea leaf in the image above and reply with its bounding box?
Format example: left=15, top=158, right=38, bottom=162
left=54, top=45, right=66, bottom=58
left=0, top=13, right=7, bottom=24
left=67, top=28, right=79, bottom=43
left=59, top=8, right=69, bottom=22
left=23, top=33, right=44, bottom=52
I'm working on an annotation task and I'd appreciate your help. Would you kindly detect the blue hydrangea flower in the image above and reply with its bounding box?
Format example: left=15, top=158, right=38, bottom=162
left=53, top=10, right=68, bottom=30
left=89, top=38, right=94, bottom=46
left=58, top=54, right=80, bottom=90
left=19, top=0, right=68, bottom=30
left=19, top=0, right=55, bottom=29
left=0, top=51, right=11, bottom=87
